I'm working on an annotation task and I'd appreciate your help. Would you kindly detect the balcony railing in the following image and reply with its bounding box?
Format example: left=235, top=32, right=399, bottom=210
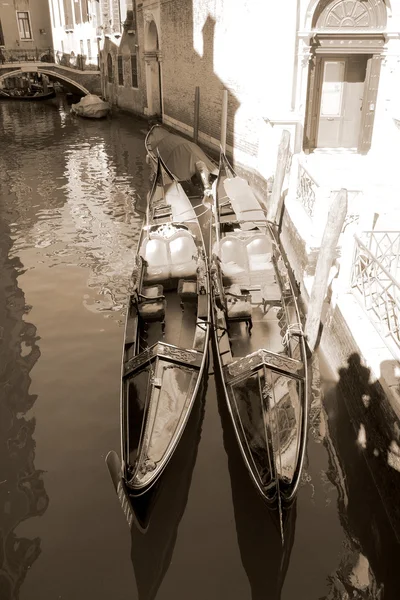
left=361, top=231, right=400, bottom=281
left=351, top=233, right=400, bottom=357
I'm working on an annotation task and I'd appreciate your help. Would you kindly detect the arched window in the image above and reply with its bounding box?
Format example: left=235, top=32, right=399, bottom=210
left=107, top=53, right=113, bottom=83
left=312, top=0, right=387, bottom=30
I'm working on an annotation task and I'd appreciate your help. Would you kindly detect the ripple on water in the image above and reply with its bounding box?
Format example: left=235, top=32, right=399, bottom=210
left=0, top=100, right=149, bottom=316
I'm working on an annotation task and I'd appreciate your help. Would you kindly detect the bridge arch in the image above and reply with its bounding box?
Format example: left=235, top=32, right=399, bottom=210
left=0, top=67, right=89, bottom=95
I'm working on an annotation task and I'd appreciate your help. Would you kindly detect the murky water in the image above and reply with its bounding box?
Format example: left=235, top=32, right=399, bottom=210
left=1, top=99, right=399, bottom=600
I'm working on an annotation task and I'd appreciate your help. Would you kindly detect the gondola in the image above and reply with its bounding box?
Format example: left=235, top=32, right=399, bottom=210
left=210, top=150, right=309, bottom=542
left=0, top=89, right=56, bottom=101
left=106, top=154, right=211, bottom=520
left=145, top=123, right=218, bottom=193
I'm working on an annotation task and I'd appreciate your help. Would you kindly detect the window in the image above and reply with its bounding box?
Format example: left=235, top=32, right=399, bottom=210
left=87, top=39, right=92, bottom=59
left=107, top=53, right=113, bottom=83
left=118, top=55, right=124, bottom=86
left=131, top=54, right=138, bottom=88
left=17, top=11, right=32, bottom=40
left=80, top=40, right=84, bottom=55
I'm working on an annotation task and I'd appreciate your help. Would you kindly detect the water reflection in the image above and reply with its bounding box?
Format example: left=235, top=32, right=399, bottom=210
left=215, top=368, right=295, bottom=599
left=0, top=215, right=49, bottom=598
left=129, top=370, right=208, bottom=600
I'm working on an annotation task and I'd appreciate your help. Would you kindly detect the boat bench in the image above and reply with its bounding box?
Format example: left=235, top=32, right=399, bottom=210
left=137, top=285, right=166, bottom=336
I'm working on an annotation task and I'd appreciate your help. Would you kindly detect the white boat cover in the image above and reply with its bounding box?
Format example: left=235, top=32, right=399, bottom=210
left=223, top=177, right=266, bottom=230
left=71, top=94, right=110, bottom=118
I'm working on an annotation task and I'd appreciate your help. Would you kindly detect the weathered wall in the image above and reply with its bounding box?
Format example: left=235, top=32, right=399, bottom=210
left=157, top=0, right=298, bottom=180
left=0, top=0, right=53, bottom=50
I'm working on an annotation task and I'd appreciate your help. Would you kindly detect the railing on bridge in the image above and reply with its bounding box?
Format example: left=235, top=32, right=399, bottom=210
left=351, top=232, right=400, bottom=358
left=0, top=48, right=99, bottom=71
left=0, top=47, right=54, bottom=64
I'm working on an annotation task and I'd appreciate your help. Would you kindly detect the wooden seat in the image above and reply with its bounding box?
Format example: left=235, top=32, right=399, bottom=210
left=261, top=282, right=281, bottom=314
left=225, top=285, right=252, bottom=335
left=137, top=285, right=166, bottom=335
left=178, top=279, right=197, bottom=311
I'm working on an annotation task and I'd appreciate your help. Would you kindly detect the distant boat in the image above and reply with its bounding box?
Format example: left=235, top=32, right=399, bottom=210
left=0, top=89, right=56, bottom=101
left=70, top=94, right=110, bottom=119
left=210, top=150, right=309, bottom=543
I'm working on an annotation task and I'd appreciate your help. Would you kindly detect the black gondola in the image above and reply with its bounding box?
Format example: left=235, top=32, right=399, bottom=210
left=210, top=150, right=309, bottom=542
left=106, top=155, right=211, bottom=516
left=0, top=89, right=56, bottom=101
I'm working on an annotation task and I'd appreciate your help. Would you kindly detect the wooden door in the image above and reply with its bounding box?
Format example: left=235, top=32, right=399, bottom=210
left=316, top=56, right=367, bottom=149
left=359, top=55, right=382, bottom=154
left=341, top=56, right=367, bottom=147
left=317, top=59, right=346, bottom=148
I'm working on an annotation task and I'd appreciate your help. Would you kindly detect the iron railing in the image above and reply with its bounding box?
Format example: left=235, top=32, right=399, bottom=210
left=361, top=231, right=400, bottom=281
left=0, top=47, right=54, bottom=64
left=296, top=163, right=317, bottom=218
left=0, top=48, right=99, bottom=71
left=54, top=51, right=99, bottom=71
left=352, top=234, right=400, bottom=356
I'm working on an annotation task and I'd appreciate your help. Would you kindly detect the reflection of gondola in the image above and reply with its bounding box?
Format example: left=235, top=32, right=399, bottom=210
left=215, top=364, right=296, bottom=598
left=106, top=155, right=210, bottom=505
left=0, top=89, right=56, bottom=101
left=210, top=150, right=309, bottom=542
left=108, top=368, right=207, bottom=600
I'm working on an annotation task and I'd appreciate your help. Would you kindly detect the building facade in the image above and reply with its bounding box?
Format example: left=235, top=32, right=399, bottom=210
left=97, top=0, right=144, bottom=112
left=98, top=0, right=400, bottom=284
left=0, top=0, right=53, bottom=56
left=48, top=0, right=101, bottom=69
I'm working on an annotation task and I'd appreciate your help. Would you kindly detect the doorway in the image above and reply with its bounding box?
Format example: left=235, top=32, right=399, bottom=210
left=316, top=55, right=368, bottom=149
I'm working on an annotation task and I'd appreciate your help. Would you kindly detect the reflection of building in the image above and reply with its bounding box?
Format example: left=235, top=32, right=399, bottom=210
left=48, top=0, right=101, bottom=68
left=0, top=0, right=53, bottom=56
left=0, top=216, right=49, bottom=599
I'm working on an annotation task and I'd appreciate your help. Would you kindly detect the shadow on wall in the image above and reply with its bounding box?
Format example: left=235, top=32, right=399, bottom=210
left=0, top=215, right=49, bottom=600
left=322, top=352, right=400, bottom=598
left=161, top=10, right=273, bottom=195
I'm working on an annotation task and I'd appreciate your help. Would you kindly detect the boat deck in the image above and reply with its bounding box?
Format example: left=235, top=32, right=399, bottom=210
left=140, top=289, right=198, bottom=352
left=228, top=296, right=285, bottom=358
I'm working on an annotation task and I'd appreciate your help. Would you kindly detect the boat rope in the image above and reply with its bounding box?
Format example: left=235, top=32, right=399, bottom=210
left=281, top=323, right=304, bottom=348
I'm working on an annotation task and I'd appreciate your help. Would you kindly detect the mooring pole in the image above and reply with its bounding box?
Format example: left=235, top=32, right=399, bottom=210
left=193, top=86, right=200, bottom=144
left=305, top=188, right=348, bottom=352
left=268, top=129, right=291, bottom=224
left=221, top=89, right=228, bottom=153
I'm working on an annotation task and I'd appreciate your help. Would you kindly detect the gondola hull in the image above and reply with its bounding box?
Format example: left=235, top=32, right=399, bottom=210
left=108, top=156, right=211, bottom=508
left=210, top=151, right=308, bottom=538
left=0, top=89, right=56, bottom=101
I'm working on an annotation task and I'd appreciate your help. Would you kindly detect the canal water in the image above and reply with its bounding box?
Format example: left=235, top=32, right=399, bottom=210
left=1, top=99, right=399, bottom=600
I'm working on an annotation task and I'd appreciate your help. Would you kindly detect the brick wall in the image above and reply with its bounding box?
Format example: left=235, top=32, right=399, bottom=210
left=157, top=0, right=297, bottom=181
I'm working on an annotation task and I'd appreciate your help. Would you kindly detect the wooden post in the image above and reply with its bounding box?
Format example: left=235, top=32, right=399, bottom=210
left=193, top=86, right=200, bottom=144
left=220, top=89, right=228, bottom=153
left=268, top=129, right=291, bottom=224
left=305, top=189, right=348, bottom=352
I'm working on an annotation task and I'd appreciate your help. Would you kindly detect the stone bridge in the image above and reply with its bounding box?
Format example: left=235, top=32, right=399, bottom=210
left=0, top=62, right=101, bottom=95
